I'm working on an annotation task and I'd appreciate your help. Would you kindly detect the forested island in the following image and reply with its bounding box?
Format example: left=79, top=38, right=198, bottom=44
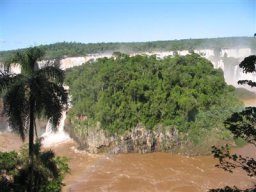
left=0, top=37, right=254, bottom=155
left=0, top=37, right=253, bottom=154
left=64, top=53, right=243, bottom=154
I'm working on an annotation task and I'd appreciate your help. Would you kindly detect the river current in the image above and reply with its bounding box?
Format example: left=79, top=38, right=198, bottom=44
left=0, top=99, right=256, bottom=192
left=1, top=131, right=255, bottom=192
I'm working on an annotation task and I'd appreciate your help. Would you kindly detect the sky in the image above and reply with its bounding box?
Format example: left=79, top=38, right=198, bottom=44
left=0, top=0, right=255, bottom=51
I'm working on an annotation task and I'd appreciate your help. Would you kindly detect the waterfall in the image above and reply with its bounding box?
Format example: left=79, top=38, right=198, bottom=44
left=0, top=119, right=12, bottom=133
left=209, top=57, right=256, bottom=92
left=41, top=111, right=71, bottom=147
left=232, top=63, right=256, bottom=91
left=6, top=124, right=12, bottom=132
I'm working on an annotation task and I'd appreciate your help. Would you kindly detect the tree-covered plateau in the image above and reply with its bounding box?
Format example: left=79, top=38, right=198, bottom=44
left=0, top=37, right=255, bottom=60
left=65, top=53, right=243, bottom=147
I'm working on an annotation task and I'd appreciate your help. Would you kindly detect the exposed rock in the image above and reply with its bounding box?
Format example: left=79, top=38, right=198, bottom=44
left=66, top=123, right=180, bottom=154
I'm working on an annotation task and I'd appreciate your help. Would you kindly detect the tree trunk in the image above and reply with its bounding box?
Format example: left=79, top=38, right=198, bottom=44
left=28, top=97, right=35, bottom=192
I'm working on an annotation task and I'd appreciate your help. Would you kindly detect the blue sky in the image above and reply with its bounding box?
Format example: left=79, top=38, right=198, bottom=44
left=0, top=0, right=255, bottom=51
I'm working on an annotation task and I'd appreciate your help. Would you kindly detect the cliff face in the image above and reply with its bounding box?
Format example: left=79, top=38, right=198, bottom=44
left=58, top=54, right=113, bottom=69
left=55, top=48, right=255, bottom=90
left=48, top=48, right=256, bottom=89
left=66, top=123, right=180, bottom=154
left=1, top=48, right=254, bottom=88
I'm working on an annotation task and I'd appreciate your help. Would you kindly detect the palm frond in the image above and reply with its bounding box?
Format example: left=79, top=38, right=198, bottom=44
left=2, top=46, right=68, bottom=141
left=25, top=47, right=45, bottom=70
left=11, top=51, right=32, bottom=75
left=0, top=73, right=25, bottom=94
left=39, top=150, right=59, bottom=178
left=35, top=66, right=65, bottom=84
left=4, top=82, right=29, bottom=141
left=10, top=47, right=45, bottom=75
left=2, top=55, right=14, bottom=72
left=32, top=76, right=68, bottom=130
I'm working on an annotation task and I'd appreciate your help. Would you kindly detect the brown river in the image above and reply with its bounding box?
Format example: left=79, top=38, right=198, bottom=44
left=0, top=98, right=256, bottom=192
left=1, top=131, right=255, bottom=192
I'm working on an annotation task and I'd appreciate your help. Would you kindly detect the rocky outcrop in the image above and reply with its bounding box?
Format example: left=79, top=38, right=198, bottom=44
left=66, top=123, right=180, bottom=154
left=114, top=125, right=180, bottom=154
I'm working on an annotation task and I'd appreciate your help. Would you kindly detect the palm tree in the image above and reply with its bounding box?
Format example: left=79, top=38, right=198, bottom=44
left=13, top=141, right=70, bottom=192
left=0, top=47, right=68, bottom=191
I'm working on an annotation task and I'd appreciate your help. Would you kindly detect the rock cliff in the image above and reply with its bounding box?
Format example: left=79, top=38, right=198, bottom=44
left=66, top=122, right=180, bottom=154
left=1, top=48, right=255, bottom=89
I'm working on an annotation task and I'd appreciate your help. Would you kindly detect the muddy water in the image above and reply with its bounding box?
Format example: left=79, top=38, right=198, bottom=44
left=63, top=148, right=255, bottom=192
left=242, top=98, right=256, bottom=107
left=1, top=133, right=254, bottom=192
left=1, top=98, right=256, bottom=192
left=0, top=132, right=23, bottom=152
left=61, top=99, right=256, bottom=192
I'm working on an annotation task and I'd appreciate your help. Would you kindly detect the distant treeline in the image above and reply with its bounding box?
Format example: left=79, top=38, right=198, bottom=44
left=0, top=37, right=256, bottom=61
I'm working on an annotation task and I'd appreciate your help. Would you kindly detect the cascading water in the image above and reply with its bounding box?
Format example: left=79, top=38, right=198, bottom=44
left=41, top=85, right=72, bottom=147
left=41, top=110, right=71, bottom=147
left=231, top=63, right=256, bottom=91
left=210, top=57, right=256, bottom=92
left=6, top=124, right=12, bottom=132
left=0, top=114, right=12, bottom=133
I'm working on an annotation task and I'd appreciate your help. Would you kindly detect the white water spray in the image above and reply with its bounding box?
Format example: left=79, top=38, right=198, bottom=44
left=6, top=124, right=12, bottom=132
left=41, top=111, right=71, bottom=147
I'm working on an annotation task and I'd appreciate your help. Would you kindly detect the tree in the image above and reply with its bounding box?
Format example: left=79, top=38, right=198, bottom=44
left=65, top=54, right=241, bottom=152
left=210, top=54, right=256, bottom=192
left=0, top=141, right=69, bottom=192
left=0, top=47, right=68, bottom=191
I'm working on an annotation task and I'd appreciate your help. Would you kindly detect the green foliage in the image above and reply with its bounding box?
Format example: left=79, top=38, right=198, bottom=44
left=0, top=142, right=69, bottom=192
left=234, top=137, right=246, bottom=147
left=1, top=37, right=255, bottom=60
left=0, top=151, right=19, bottom=174
left=65, top=54, right=242, bottom=143
left=0, top=47, right=68, bottom=191
left=0, top=47, right=68, bottom=142
left=211, top=54, right=256, bottom=192
left=224, top=107, right=256, bottom=144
